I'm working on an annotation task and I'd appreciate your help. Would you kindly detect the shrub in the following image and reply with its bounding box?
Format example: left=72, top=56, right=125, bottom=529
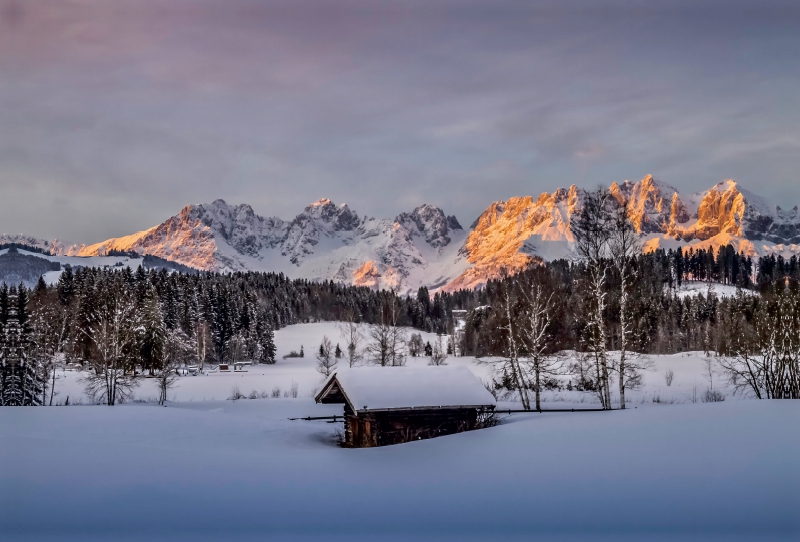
left=229, top=385, right=246, bottom=401
left=702, top=389, right=725, bottom=403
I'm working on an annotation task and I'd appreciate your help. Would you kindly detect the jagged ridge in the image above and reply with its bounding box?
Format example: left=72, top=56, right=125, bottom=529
left=450, top=176, right=800, bottom=291
left=4, top=176, right=799, bottom=293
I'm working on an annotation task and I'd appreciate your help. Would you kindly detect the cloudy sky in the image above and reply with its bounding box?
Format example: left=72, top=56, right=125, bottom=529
left=2, top=0, right=799, bottom=243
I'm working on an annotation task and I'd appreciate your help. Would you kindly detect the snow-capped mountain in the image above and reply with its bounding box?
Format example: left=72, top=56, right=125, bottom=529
left=3, top=176, right=799, bottom=293
left=450, top=176, right=800, bottom=290
left=11, top=199, right=469, bottom=295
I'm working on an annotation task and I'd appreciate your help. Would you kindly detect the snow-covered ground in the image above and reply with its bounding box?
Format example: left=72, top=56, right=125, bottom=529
left=3, top=322, right=798, bottom=541
left=672, top=280, right=754, bottom=299
left=50, top=323, right=471, bottom=404
left=2, top=397, right=797, bottom=540
left=49, top=322, right=746, bottom=407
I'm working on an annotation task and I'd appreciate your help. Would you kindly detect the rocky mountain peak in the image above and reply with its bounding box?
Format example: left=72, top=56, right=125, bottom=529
left=608, top=175, right=682, bottom=234
left=300, top=198, right=360, bottom=232
left=693, top=181, right=746, bottom=238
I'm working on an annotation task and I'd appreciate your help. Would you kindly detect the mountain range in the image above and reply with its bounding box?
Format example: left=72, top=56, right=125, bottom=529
left=3, top=176, right=799, bottom=294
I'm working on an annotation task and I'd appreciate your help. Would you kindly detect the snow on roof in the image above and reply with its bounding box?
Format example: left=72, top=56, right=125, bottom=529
left=316, top=366, right=496, bottom=412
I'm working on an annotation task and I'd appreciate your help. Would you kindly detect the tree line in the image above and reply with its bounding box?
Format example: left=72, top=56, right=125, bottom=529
left=0, top=264, right=462, bottom=406
left=2, top=191, right=799, bottom=406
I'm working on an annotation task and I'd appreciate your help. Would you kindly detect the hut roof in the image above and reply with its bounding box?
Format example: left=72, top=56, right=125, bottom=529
left=315, top=366, right=496, bottom=413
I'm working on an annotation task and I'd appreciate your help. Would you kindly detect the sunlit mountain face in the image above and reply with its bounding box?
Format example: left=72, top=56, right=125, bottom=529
left=4, top=176, right=799, bottom=293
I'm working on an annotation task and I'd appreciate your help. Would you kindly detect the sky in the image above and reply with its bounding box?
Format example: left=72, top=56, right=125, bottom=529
left=2, top=0, right=800, bottom=243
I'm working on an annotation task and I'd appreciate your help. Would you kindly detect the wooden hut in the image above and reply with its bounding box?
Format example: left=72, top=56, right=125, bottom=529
left=315, top=366, right=496, bottom=448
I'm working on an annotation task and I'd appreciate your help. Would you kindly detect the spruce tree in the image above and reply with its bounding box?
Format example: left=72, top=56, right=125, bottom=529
left=73, top=271, right=97, bottom=362
left=57, top=266, right=74, bottom=306
left=1, top=286, right=42, bottom=405
left=139, top=284, right=166, bottom=375
left=258, top=324, right=276, bottom=365
left=34, top=276, right=47, bottom=297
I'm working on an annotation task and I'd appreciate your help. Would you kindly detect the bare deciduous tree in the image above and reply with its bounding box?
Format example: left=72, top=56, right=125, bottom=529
left=718, top=290, right=800, bottom=399
left=316, top=335, right=337, bottom=376
left=609, top=194, right=641, bottom=409
left=703, top=357, right=716, bottom=391
left=519, top=281, right=559, bottom=412
left=227, top=332, right=248, bottom=364
left=408, top=333, right=424, bottom=357
left=81, top=288, right=141, bottom=405
left=194, top=320, right=211, bottom=371
left=428, top=335, right=448, bottom=366
left=571, top=188, right=613, bottom=409
left=339, top=312, right=364, bottom=367
left=495, top=280, right=531, bottom=410
left=367, top=298, right=406, bottom=367
left=155, top=328, right=193, bottom=405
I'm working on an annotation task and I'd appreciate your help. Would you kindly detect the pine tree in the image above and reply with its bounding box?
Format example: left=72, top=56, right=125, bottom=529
left=57, top=266, right=74, bottom=306
left=258, top=324, right=276, bottom=364
left=1, top=286, right=42, bottom=405
left=34, top=276, right=48, bottom=297
left=73, top=271, right=97, bottom=362
left=139, top=284, right=166, bottom=375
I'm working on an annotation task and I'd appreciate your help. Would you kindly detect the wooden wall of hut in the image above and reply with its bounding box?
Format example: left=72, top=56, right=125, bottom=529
left=344, top=408, right=482, bottom=448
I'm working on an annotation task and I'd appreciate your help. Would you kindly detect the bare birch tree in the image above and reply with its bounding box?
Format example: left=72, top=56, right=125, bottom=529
left=496, top=280, right=531, bottom=410
left=519, top=282, right=558, bottom=411
left=194, top=320, right=211, bottom=371
left=316, top=335, right=337, bottom=376
left=367, top=298, right=406, bottom=367
left=339, top=311, right=364, bottom=367
left=571, top=188, right=613, bottom=409
left=155, top=327, right=192, bottom=405
left=609, top=196, right=641, bottom=409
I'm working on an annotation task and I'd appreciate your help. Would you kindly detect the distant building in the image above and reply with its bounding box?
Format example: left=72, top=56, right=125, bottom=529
left=451, top=309, right=468, bottom=322
left=315, top=366, right=496, bottom=448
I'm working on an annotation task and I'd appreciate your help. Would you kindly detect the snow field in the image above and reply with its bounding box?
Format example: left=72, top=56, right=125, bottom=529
left=1, top=397, right=798, bottom=540
left=2, top=323, right=798, bottom=540
left=672, top=280, right=753, bottom=299
left=49, top=322, right=745, bottom=407
left=50, top=323, right=480, bottom=404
